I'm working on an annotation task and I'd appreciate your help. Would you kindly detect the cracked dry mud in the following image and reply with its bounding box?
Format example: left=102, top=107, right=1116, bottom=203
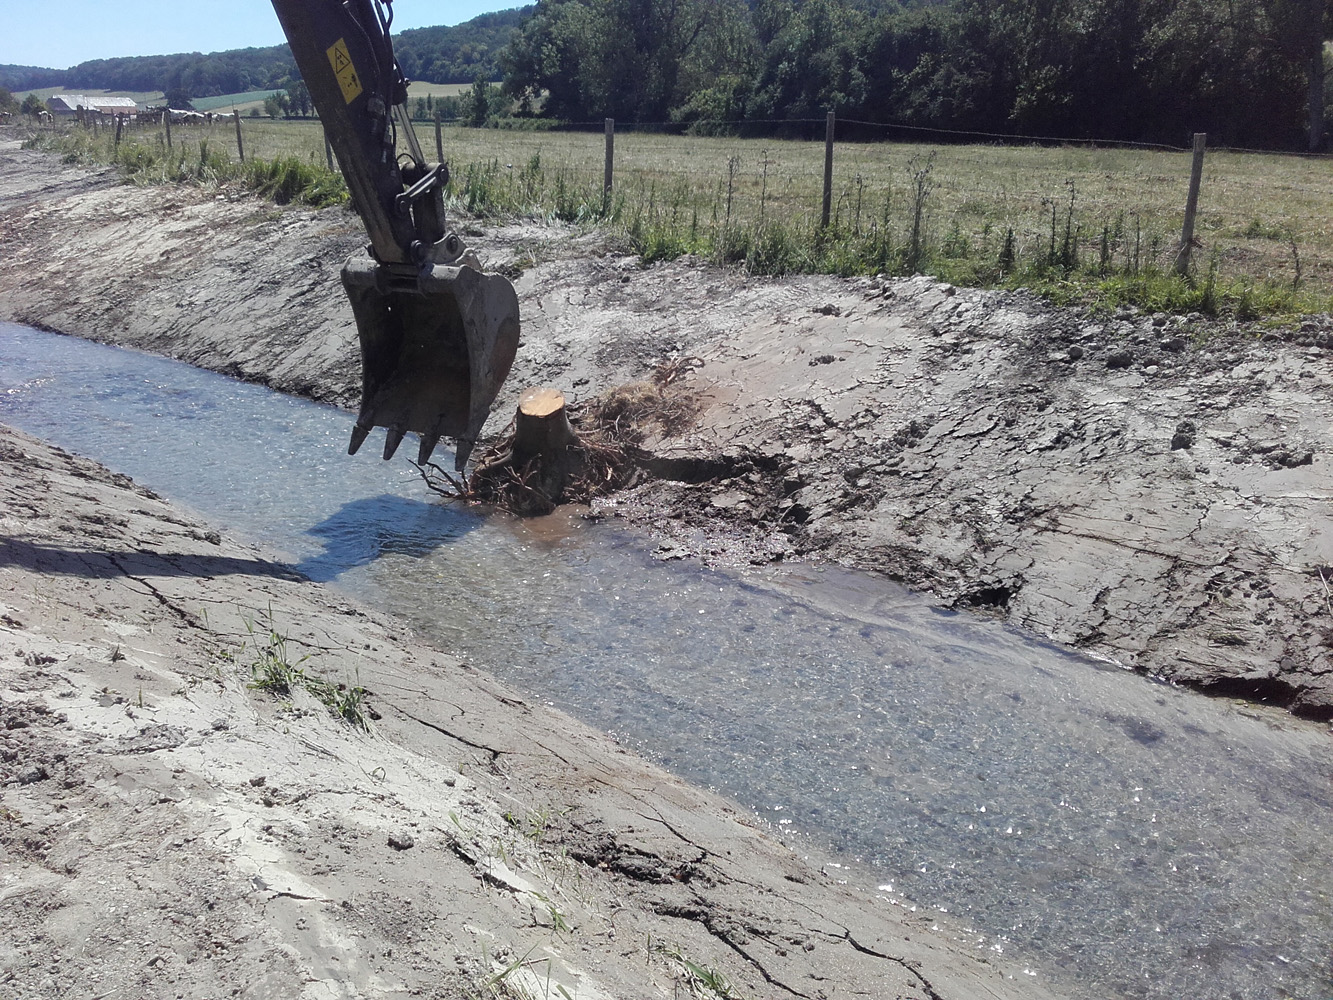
left=613, top=275, right=1333, bottom=717
left=1, top=134, right=1329, bottom=717
left=0, top=426, right=1056, bottom=998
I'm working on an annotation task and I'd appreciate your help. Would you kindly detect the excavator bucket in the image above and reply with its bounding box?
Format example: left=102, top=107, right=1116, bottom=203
left=341, top=256, right=520, bottom=471
left=267, top=0, right=522, bottom=469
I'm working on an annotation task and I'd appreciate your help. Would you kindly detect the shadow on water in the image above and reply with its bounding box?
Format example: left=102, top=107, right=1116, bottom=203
left=293, top=493, right=483, bottom=583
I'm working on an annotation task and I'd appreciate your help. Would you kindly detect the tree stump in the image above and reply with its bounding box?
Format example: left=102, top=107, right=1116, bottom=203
left=471, top=387, right=583, bottom=514
left=513, top=387, right=577, bottom=463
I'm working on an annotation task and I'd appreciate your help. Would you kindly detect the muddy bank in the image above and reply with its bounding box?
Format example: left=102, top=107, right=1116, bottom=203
left=0, top=423, right=1063, bottom=998
left=1, top=134, right=1330, bottom=716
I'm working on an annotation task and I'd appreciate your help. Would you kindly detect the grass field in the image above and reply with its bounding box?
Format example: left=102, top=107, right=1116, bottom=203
left=406, top=82, right=479, bottom=101
left=192, top=90, right=284, bottom=114
left=25, top=115, right=1333, bottom=315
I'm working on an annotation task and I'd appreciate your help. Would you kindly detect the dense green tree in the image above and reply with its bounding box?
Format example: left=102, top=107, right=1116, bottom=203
left=504, top=0, right=753, bottom=122
left=4, top=0, right=1327, bottom=149
left=284, top=77, right=312, bottom=116
left=436, top=95, right=464, bottom=121
left=393, top=9, right=530, bottom=83
left=63, top=47, right=296, bottom=97
left=0, top=65, right=64, bottom=91
left=263, top=93, right=289, bottom=118
left=461, top=76, right=498, bottom=125
left=1248, top=0, right=1332, bottom=147
left=20, top=93, right=44, bottom=115
left=749, top=0, right=869, bottom=120
left=163, top=87, right=195, bottom=110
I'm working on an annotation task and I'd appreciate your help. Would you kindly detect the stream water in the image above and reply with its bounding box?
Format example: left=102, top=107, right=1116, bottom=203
left=2, top=321, right=1330, bottom=1000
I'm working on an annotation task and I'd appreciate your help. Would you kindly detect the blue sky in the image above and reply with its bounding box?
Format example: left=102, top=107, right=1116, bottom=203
left=3, top=1, right=518, bottom=69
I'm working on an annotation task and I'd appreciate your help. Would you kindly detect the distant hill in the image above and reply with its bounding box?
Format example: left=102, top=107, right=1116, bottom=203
left=0, top=65, right=66, bottom=92
left=0, top=8, right=530, bottom=96
left=62, top=45, right=295, bottom=98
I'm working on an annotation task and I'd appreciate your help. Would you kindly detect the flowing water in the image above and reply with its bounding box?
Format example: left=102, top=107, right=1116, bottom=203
left=2, top=321, right=1330, bottom=1000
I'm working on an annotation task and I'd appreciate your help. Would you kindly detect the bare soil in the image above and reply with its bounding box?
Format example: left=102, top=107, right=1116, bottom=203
left=1, top=135, right=1328, bottom=719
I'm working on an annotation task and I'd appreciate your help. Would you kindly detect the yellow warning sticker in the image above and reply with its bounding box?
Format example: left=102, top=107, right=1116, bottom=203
left=326, top=38, right=363, bottom=104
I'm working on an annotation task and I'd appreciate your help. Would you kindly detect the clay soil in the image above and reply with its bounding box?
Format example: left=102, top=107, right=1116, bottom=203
left=0, top=132, right=1330, bottom=996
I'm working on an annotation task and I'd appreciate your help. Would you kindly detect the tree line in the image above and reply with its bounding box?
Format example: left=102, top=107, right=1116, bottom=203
left=393, top=9, right=530, bottom=83
left=502, top=0, right=1333, bottom=150
left=0, top=65, right=65, bottom=92
left=59, top=47, right=296, bottom=99
left=6, top=0, right=1328, bottom=151
left=0, top=8, right=528, bottom=99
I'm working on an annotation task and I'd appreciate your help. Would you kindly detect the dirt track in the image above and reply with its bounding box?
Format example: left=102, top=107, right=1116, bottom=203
left=1, top=135, right=1329, bottom=717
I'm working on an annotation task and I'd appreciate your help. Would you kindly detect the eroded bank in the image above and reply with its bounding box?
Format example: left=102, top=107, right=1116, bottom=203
left=0, top=135, right=1329, bottom=715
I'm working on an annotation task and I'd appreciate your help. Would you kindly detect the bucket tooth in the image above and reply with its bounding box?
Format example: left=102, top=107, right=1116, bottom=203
left=416, top=433, right=441, bottom=465
left=383, top=427, right=406, bottom=460
left=348, top=423, right=371, bottom=455
left=453, top=437, right=475, bottom=472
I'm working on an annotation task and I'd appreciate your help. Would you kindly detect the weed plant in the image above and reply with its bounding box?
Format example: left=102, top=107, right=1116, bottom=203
left=244, top=615, right=370, bottom=730
left=654, top=940, right=747, bottom=1000
left=27, top=124, right=347, bottom=208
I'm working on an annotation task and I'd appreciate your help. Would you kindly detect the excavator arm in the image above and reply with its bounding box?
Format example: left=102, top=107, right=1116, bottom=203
left=269, top=0, right=520, bottom=469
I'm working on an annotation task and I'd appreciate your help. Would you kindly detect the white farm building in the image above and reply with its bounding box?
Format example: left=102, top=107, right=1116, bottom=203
left=46, top=95, right=140, bottom=117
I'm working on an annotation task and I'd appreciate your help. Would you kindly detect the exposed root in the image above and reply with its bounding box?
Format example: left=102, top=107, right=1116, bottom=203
left=415, top=366, right=701, bottom=517
left=586, top=360, right=703, bottom=448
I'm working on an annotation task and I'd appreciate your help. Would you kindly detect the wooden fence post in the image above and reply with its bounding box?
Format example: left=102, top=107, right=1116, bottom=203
left=114, top=114, right=123, bottom=147
left=821, top=111, right=835, bottom=229
left=434, top=109, right=444, bottom=164
left=163, top=108, right=172, bottom=150
left=1174, top=132, right=1206, bottom=275
left=233, top=110, right=244, bottom=162
left=603, top=118, right=614, bottom=202
left=324, top=129, right=335, bottom=171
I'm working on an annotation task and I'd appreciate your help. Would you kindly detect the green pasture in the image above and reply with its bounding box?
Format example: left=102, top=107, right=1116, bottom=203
left=192, top=89, right=285, bottom=113
left=406, top=81, right=478, bottom=100
left=23, top=115, right=1333, bottom=315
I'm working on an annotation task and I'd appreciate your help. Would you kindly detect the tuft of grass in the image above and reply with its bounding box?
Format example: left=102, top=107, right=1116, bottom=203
left=25, top=126, right=347, bottom=208
left=242, top=155, right=347, bottom=207
left=243, top=614, right=370, bottom=730
left=655, top=941, right=747, bottom=1000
